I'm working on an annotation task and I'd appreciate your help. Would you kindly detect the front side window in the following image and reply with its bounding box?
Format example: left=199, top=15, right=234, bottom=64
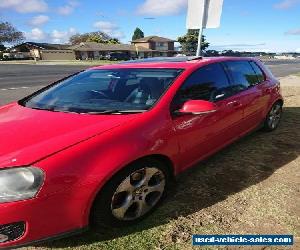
left=173, top=63, right=231, bottom=108
left=21, top=68, right=182, bottom=114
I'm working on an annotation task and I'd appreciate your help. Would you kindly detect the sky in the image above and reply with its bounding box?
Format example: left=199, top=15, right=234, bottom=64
left=0, top=0, right=299, bottom=52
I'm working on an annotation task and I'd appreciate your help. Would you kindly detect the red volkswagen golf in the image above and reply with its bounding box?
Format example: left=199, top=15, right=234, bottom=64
left=0, top=57, right=283, bottom=247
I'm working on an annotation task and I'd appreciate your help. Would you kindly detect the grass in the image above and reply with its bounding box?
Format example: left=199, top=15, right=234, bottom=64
left=26, top=86, right=300, bottom=250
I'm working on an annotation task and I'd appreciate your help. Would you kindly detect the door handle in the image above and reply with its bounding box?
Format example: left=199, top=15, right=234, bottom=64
left=215, top=93, right=225, bottom=99
left=227, top=101, right=242, bottom=108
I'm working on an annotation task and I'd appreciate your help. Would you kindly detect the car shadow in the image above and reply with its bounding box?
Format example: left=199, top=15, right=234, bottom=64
left=38, top=106, right=300, bottom=249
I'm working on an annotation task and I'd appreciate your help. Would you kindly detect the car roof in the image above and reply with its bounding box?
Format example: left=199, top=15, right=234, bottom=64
left=90, top=56, right=258, bottom=70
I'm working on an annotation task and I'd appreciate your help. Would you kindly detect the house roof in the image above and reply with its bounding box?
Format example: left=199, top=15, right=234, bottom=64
left=131, top=36, right=176, bottom=43
left=68, top=42, right=154, bottom=52
left=9, top=42, right=71, bottom=51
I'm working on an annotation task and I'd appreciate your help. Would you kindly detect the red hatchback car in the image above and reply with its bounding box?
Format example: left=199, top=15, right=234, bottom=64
left=0, top=57, right=283, bottom=248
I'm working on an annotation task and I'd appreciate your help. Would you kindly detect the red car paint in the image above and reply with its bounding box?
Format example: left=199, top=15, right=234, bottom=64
left=0, top=57, right=283, bottom=248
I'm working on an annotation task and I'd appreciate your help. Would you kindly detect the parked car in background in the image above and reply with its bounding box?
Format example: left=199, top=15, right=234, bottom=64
left=106, top=52, right=131, bottom=61
left=0, top=57, right=283, bottom=248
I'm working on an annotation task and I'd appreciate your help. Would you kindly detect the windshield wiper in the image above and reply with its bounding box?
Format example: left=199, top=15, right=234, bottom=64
left=30, top=106, right=82, bottom=114
left=84, top=110, right=147, bottom=114
left=29, top=106, right=147, bottom=114
left=30, top=106, right=56, bottom=112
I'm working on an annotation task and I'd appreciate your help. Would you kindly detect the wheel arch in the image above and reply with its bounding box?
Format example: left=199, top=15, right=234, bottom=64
left=265, top=98, right=284, bottom=119
left=274, top=98, right=284, bottom=107
left=86, top=153, right=175, bottom=224
left=136, top=154, right=176, bottom=179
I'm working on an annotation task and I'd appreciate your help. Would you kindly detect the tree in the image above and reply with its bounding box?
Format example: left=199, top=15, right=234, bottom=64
left=70, top=33, right=90, bottom=44
left=0, top=44, right=5, bottom=60
left=0, top=44, right=6, bottom=51
left=221, top=50, right=241, bottom=56
left=0, top=22, right=24, bottom=44
left=177, top=30, right=209, bottom=56
left=205, top=50, right=220, bottom=57
left=107, top=38, right=120, bottom=44
left=69, top=31, right=120, bottom=45
left=86, top=34, right=106, bottom=43
left=132, top=27, right=144, bottom=41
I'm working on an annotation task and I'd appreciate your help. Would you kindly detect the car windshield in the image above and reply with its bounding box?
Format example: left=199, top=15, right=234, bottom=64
left=21, top=68, right=183, bottom=114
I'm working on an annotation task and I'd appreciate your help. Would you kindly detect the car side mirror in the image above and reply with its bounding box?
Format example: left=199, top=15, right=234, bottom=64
left=177, top=100, right=218, bottom=115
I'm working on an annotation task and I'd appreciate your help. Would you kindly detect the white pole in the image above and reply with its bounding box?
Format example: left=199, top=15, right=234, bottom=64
left=196, top=27, right=203, bottom=56
left=196, top=0, right=209, bottom=56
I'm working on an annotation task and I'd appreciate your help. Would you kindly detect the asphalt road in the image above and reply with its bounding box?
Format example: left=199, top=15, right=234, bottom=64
left=0, top=60, right=300, bottom=106
left=266, top=59, right=300, bottom=77
left=0, top=64, right=88, bottom=89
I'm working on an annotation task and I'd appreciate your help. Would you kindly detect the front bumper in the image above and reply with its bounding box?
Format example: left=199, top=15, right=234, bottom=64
left=4, top=227, right=88, bottom=249
left=0, top=190, right=90, bottom=248
left=0, top=222, right=26, bottom=244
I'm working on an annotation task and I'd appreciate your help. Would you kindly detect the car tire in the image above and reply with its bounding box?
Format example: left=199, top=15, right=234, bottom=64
left=263, top=101, right=283, bottom=132
left=90, top=158, right=170, bottom=229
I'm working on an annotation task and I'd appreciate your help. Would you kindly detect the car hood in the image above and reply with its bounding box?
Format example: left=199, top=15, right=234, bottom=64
left=0, top=103, right=137, bottom=169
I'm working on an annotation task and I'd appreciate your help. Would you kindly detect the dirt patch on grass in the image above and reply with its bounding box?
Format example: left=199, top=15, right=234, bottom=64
left=27, top=83, right=300, bottom=250
left=280, top=75, right=300, bottom=87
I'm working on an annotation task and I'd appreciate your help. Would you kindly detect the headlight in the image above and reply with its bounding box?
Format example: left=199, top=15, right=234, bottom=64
left=0, top=167, right=44, bottom=203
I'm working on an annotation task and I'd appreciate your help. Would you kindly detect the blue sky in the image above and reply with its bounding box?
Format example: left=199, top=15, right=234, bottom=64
left=0, top=0, right=299, bottom=52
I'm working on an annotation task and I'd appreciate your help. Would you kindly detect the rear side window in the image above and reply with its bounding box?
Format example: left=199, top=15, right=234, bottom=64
left=262, top=64, right=276, bottom=79
left=177, top=63, right=231, bottom=102
left=250, top=61, right=265, bottom=83
left=225, top=61, right=258, bottom=90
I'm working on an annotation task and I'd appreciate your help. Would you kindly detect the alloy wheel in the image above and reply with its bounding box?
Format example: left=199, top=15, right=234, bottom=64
left=111, top=167, right=165, bottom=221
left=268, top=103, right=282, bottom=129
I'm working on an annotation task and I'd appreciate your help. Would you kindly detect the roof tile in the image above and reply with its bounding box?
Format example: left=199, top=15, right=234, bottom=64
left=131, top=36, right=176, bottom=43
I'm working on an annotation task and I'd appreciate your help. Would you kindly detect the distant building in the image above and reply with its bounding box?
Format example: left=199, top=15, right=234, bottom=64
left=131, top=36, right=177, bottom=57
left=5, top=36, right=177, bottom=61
left=68, top=42, right=153, bottom=60
left=274, top=54, right=296, bottom=60
left=6, top=42, right=75, bottom=60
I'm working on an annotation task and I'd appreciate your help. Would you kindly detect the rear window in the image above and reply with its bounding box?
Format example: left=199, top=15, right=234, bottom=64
left=261, top=64, right=276, bottom=79
left=225, top=61, right=258, bottom=90
left=250, top=61, right=265, bottom=83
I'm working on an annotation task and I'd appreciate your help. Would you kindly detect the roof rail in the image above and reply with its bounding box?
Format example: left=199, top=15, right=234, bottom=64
left=187, top=56, right=203, bottom=61
left=119, top=56, right=203, bottom=64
